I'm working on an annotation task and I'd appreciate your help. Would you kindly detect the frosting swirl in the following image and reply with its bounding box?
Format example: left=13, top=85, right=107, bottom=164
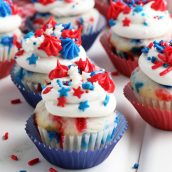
left=16, top=18, right=87, bottom=74
left=109, top=0, right=172, bottom=39
left=33, top=0, right=95, bottom=17
left=0, top=0, right=22, bottom=33
left=41, top=61, right=116, bottom=118
left=139, top=40, right=172, bottom=86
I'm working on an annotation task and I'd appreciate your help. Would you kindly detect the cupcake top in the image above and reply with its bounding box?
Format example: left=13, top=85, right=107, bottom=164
left=0, top=0, right=22, bottom=33
left=139, top=40, right=172, bottom=86
left=32, top=0, right=95, bottom=17
left=41, top=61, right=116, bottom=118
left=108, top=0, right=172, bottom=39
left=16, top=17, right=88, bottom=74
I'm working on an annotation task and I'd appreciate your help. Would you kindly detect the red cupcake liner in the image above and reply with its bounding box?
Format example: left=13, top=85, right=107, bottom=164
left=100, top=32, right=138, bottom=77
left=95, top=0, right=109, bottom=20
left=0, top=60, right=15, bottom=79
left=124, top=83, right=172, bottom=130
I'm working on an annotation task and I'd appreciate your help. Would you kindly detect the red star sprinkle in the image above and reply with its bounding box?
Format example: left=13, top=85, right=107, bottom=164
left=57, top=97, right=67, bottom=107
left=122, top=17, right=131, bottom=27
left=73, top=87, right=84, bottom=99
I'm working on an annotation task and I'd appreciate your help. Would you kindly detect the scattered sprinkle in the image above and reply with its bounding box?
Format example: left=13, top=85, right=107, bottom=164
left=2, top=132, right=8, bottom=140
left=132, top=163, right=139, bottom=169
left=49, top=167, right=58, bottom=172
left=10, top=155, right=18, bottom=161
left=11, top=99, right=22, bottom=104
left=28, top=158, right=40, bottom=166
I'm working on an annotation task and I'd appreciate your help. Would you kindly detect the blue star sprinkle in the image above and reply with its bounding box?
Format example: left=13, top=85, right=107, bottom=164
left=58, top=87, right=70, bottom=97
left=26, top=54, right=38, bottom=65
left=79, top=101, right=90, bottom=111
left=103, top=95, right=110, bottom=106
left=82, top=82, right=94, bottom=90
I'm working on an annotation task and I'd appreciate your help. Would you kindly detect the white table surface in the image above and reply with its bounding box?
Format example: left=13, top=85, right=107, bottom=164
left=0, top=35, right=146, bottom=172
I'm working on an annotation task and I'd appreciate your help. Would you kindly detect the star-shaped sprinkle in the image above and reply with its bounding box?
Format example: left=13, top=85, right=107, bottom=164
left=73, top=86, right=84, bottom=99
left=82, top=82, right=94, bottom=90
left=58, top=87, right=70, bottom=97
left=57, top=96, right=67, bottom=107
left=122, top=17, right=131, bottom=27
left=79, top=101, right=89, bottom=112
left=26, top=54, right=38, bottom=65
left=103, top=95, right=110, bottom=106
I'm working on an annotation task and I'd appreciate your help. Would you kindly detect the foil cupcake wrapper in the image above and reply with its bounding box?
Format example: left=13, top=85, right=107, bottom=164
left=10, top=66, right=42, bottom=108
left=25, top=14, right=106, bottom=51
left=124, top=83, right=172, bottom=130
left=100, top=32, right=138, bottom=77
left=38, top=122, right=116, bottom=152
left=0, top=60, right=15, bottom=79
left=25, top=112, right=127, bottom=169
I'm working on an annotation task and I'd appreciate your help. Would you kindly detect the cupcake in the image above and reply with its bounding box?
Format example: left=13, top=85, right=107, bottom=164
left=11, top=18, right=93, bottom=107
left=124, top=40, right=172, bottom=130
left=101, top=0, right=172, bottom=77
left=25, top=62, right=127, bottom=169
left=0, top=0, right=22, bottom=79
left=26, top=0, right=106, bottom=50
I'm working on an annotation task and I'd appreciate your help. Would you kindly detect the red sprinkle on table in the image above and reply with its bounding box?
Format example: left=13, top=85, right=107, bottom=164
left=2, top=132, right=9, bottom=140
left=10, top=155, right=18, bottom=161
left=11, top=99, right=22, bottom=104
left=28, top=158, right=40, bottom=166
left=49, top=167, right=58, bottom=172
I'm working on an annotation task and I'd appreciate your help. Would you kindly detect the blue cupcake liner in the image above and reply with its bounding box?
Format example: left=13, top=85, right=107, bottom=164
left=25, top=14, right=106, bottom=51
left=25, top=112, right=127, bottom=169
left=10, top=65, right=42, bottom=108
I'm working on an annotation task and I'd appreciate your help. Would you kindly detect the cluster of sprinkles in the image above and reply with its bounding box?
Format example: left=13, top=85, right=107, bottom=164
left=16, top=17, right=82, bottom=64
left=108, top=0, right=167, bottom=27
left=43, top=59, right=115, bottom=112
left=142, top=40, right=172, bottom=76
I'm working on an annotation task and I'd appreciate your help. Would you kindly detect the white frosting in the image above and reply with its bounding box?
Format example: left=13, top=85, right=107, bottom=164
left=16, top=46, right=87, bottom=74
left=0, top=15, right=22, bottom=33
left=41, top=66, right=116, bottom=118
left=111, top=2, right=172, bottom=39
left=110, top=32, right=172, bottom=52
left=139, top=48, right=172, bottom=86
left=34, top=0, right=95, bottom=17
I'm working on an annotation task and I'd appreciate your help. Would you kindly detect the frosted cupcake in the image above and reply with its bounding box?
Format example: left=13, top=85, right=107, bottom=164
left=11, top=18, right=92, bottom=107
left=27, top=0, right=105, bottom=50
left=26, top=62, right=127, bottom=169
left=0, top=0, right=22, bottom=79
left=101, top=0, right=172, bottom=77
left=124, top=40, right=172, bottom=130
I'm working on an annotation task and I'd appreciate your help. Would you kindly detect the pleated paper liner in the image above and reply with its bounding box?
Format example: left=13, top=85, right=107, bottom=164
left=11, top=65, right=42, bottom=108
left=0, top=60, right=15, bottom=79
left=100, top=32, right=138, bottom=77
left=124, top=83, right=172, bottom=130
left=25, top=14, right=106, bottom=51
left=25, top=112, right=127, bottom=169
